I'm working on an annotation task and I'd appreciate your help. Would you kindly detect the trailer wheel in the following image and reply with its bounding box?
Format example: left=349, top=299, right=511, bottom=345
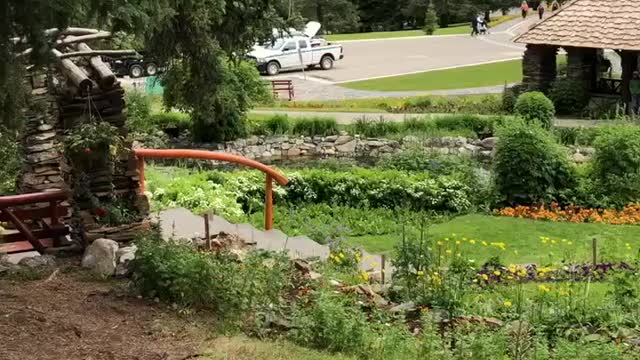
left=145, top=62, right=158, bottom=76
left=266, top=61, right=281, bottom=76
left=129, top=64, right=144, bottom=78
left=320, top=55, right=334, bottom=70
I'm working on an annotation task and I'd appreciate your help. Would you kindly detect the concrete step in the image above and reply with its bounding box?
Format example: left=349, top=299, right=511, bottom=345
left=287, top=235, right=330, bottom=260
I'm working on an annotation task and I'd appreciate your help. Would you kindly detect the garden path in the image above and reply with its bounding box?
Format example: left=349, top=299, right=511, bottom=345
left=155, top=208, right=387, bottom=273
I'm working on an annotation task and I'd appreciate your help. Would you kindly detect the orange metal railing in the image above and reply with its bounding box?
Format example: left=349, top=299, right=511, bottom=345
left=134, top=149, right=288, bottom=230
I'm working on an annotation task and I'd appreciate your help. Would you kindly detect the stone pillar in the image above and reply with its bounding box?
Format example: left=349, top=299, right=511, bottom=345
left=522, top=44, right=558, bottom=92
left=566, top=47, right=598, bottom=91
left=620, top=50, right=639, bottom=106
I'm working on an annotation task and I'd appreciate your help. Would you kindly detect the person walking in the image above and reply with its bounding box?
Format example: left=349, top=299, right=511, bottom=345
left=471, top=13, right=479, bottom=36
left=630, top=71, right=640, bottom=114
left=538, top=2, right=546, bottom=19
left=521, top=1, right=529, bottom=19
left=551, top=0, right=560, bottom=11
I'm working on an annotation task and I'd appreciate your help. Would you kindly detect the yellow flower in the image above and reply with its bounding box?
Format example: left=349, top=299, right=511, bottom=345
left=493, top=270, right=502, bottom=276
left=472, top=279, right=478, bottom=283
left=437, top=241, right=444, bottom=246
left=538, top=285, right=551, bottom=293
left=452, top=233, right=457, bottom=237
left=469, top=239, right=476, bottom=245
left=456, top=240, right=461, bottom=245
left=417, top=271, right=425, bottom=277
left=360, top=272, right=370, bottom=282
left=482, top=241, right=488, bottom=246
left=551, top=240, right=557, bottom=245
left=462, top=237, right=467, bottom=241
left=626, top=243, right=631, bottom=247
left=456, top=253, right=461, bottom=257
left=481, top=274, right=489, bottom=281
left=339, top=253, right=345, bottom=259
left=446, top=249, right=453, bottom=255
left=567, top=241, right=572, bottom=245
left=444, top=237, right=450, bottom=241
left=503, top=301, right=512, bottom=307
left=507, top=275, right=514, bottom=280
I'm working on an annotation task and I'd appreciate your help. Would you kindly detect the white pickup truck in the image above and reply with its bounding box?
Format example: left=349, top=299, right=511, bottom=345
left=248, top=29, right=344, bottom=76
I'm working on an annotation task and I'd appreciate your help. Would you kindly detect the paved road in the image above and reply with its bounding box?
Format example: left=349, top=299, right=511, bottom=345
left=251, top=109, right=604, bottom=128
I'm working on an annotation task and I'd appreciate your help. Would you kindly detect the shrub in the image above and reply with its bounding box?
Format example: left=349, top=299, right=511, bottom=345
left=262, top=114, right=291, bottom=135
left=0, top=129, right=20, bottom=194
left=352, top=117, right=400, bottom=137
left=493, top=121, right=577, bottom=206
left=548, top=78, right=591, bottom=115
left=431, top=114, right=505, bottom=138
left=133, top=231, right=291, bottom=317
left=126, top=90, right=153, bottom=133
left=423, top=3, right=438, bottom=35
left=391, top=95, right=503, bottom=115
left=514, top=92, right=556, bottom=129
left=150, top=112, right=192, bottom=137
left=553, top=127, right=600, bottom=146
left=291, top=117, right=339, bottom=137
left=591, top=126, right=640, bottom=205
left=502, top=83, right=527, bottom=113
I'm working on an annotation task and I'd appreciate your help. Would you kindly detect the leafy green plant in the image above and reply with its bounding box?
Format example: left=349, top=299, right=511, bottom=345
left=262, top=114, right=291, bottom=135
left=0, top=129, right=20, bottom=194
left=150, top=112, right=192, bottom=137
left=514, top=92, right=556, bottom=129
left=493, top=121, right=577, bottom=206
left=591, top=125, right=640, bottom=206
left=392, top=95, right=503, bottom=115
left=291, top=117, right=338, bottom=137
left=549, top=78, right=591, bottom=116
left=352, top=116, right=400, bottom=137
left=423, top=3, right=438, bottom=35
left=502, top=83, right=527, bottom=113
left=125, top=90, right=153, bottom=133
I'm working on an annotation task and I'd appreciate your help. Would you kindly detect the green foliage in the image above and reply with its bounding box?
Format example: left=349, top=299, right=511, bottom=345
left=126, top=90, right=153, bottom=133
left=263, top=114, right=291, bottom=135
left=493, top=121, right=577, bottom=206
left=514, top=92, right=556, bottom=129
left=552, top=126, right=600, bottom=146
left=133, top=230, right=291, bottom=317
left=353, top=117, right=400, bottom=137
left=549, top=78, right=591, bottom=116
left=63, top=122, right=122, bottom=165
left=389, top=95, right=503, bottom=115
left=502, top=83, right=527, bottom=113
left=423, top=3, right=438, bottom=35
left=0, top=129, right=20, bottom=194
left=591, top=126, right=640, bottom=206
left=291, top=117, right=339, bottom=137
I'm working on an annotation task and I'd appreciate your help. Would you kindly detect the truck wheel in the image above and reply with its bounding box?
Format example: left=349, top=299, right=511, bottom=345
left=266, top=61, right=280, bottom=76
left=129, top=64, right=144, bottom=78
left=320, top=55, right=334, bottom=70
left=145, top=62, right=158, bottom=76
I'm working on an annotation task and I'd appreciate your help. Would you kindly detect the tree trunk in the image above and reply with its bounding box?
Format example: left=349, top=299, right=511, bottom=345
left=75, top=43, right=119, bottom=90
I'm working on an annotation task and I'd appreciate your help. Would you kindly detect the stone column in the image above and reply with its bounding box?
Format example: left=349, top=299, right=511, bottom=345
left=565, top=46, right=598, bottom=91
left=522, top=44, right=558, bottom=92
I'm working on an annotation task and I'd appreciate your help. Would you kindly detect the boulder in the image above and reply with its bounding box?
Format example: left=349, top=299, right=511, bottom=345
left=82, top=238, right=119, bottom=276
left=287, top=147, right=302, bottom=157
left=480, top=137, right=498, bottom=149
left=19, top=255, right=56, bottom=268
left=334, top=135, right=353, bottom=146
left=572, top=152, right=587, bottom=163
left=390, top=302, right=416, bottom=313
left=336, top=140, right=357, bottom=153
left=115, top=245, right=137, bottom=277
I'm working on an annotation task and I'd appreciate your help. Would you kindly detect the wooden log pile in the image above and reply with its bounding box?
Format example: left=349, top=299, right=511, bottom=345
left=17, top=27, right=150, bottom=244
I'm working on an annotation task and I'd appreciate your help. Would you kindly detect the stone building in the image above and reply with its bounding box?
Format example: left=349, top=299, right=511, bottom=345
left=514, top=0, right=640, bottom=103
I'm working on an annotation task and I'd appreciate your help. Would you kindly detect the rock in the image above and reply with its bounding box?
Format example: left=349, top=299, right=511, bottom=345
left=115, top=245, right=137, bottom=277
left=26, top=143, right=54, bottom=153
left=334, top=135, right=353, bottom=146
left=370, top=284, right=392, bottom=295
left=246, top=136, right=260, bottom=146
left=483, top=317, right=504, bottom=328
left=329, top=279, right=342, bottom=287
left=33, top=131, right=56, bottom=142
left=308, top=271, right=323, bottom=280
left=325, top=135, right=338, bottom=142
left=390, top=302, right=416, bottom=313
left=19, top=255, right=56, bottom=268
left=82, top=238, right=119, bottom=276
left=37, top=124, right=54, bottom=132
left=367, top=140, right=387, bottom=147
left=261, top=151, right=272, bottom=158
left=481, top=137, right=498, bottom=149
left=572, top=152, right=587, bottom=163
left=367, top=271, right=383, bottom=284
left=463, top=144, right=481, bottom=153
left=287, top=147, right=302, bottom=157
left=5, top=251, right=41, bottom=265
left=294, top=259, right=312, bottom=273
left=336, top=140, right=357, bottom=153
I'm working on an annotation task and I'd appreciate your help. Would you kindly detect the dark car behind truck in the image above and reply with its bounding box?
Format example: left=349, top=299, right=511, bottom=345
left=102, top=52, right=162, bottom=78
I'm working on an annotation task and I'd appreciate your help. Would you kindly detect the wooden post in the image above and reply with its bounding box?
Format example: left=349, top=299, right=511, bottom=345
left=265, top=174, right=274, bottom=230
left=381, top=254, right=386, bottom=284
left=76, top=43, right=118, bottom=89
left=204, top=213, right=211, bottom=250
left=138, top=156, right=146, bottom=194
left=51, top=49, right=93, bottom=92
left=592, top=237, right=597, bottom=266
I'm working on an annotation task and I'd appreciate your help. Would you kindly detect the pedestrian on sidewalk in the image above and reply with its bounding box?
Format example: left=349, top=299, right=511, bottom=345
left=521, top=1, right=529, bottom=19
left=630, top=71, right=640, bottom=114
left=471, top=13, right=479, bottom=36
left=551, top=0, right=560, bottom=11
left=538, top=2, right=546, bottom=20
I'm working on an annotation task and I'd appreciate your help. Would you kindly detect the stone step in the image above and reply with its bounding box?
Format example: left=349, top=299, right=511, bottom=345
left=208, top=215, right=237, bottom=235
left=287, top=235, right=330, bottom=260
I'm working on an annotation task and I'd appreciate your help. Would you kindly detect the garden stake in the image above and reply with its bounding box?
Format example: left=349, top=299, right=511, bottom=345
left=204, top=213, right=210, bottom=250
left=592, top=237, right=597, bottom=267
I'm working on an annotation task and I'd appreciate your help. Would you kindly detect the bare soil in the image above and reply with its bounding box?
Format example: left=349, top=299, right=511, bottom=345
left=0, top=259, right=213, bottom=360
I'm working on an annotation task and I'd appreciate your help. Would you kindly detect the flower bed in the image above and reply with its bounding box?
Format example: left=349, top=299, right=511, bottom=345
left=496, top=203, right=640, bottom=225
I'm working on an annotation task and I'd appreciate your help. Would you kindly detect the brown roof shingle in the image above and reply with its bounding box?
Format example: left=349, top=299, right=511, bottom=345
left=515, top=0, right=640, bottom=51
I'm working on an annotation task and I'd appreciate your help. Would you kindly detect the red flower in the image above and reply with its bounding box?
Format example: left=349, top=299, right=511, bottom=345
left=95, top=208, right=107, bottom=217
left=83, top=147, right=92, bottom=154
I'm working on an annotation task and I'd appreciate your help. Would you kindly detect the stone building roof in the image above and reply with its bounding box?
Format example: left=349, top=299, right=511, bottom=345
left=515, top=0, right=640, bottom=51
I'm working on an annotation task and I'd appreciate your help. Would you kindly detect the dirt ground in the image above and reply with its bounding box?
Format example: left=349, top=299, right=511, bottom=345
left=0, top=260, right=214, bottom=360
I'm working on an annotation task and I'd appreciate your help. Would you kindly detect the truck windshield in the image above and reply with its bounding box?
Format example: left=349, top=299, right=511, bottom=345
left=266, top=39, right=286, bottom=50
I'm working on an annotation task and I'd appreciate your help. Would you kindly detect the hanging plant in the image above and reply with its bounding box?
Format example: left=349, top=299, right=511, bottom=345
left=64, top=122, right=123, bottom=169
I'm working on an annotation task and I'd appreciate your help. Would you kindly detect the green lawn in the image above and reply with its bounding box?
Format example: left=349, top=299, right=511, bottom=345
left=342, top=59, right=522, bottom=92
left=348, top=214, right=640, bottom=265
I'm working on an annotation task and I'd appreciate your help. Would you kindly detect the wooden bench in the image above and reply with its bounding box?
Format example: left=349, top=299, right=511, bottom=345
left=271, top=80, right=295, bottom=101
left=0, top=191, right=71, bottom=254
